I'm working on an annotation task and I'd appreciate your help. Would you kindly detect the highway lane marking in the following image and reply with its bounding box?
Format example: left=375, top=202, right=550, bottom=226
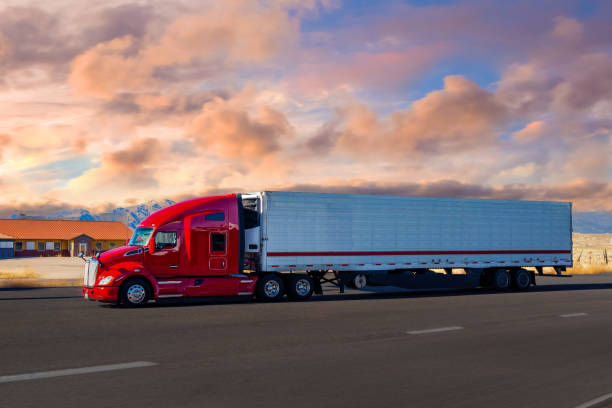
left=574, top=391, right=612, bottom=408
left=0, top=361, right=157, bottom=384
left=560, top=313, right=588, bottom=318
left=407, top=326, right=464, bottom=335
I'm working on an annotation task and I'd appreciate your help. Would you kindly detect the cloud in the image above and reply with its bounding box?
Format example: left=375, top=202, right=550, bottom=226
left=0, top=133, right=10, bottom=159
left=551, top=53, right=612, bottom=113
left=69, top=36, right=152, bottom=99
left=513, top=121, right=546, bottom=143
left=552, top=16, right=583, bottom=39
left=69, top=1, right=299, bottom=99
left=69, top=137, right=163, bottom=189
left=295, top=45, right=446, bottom=93
left=310, top=75, right=509, bottom=157
left=189, top=95, right=293, bottom=159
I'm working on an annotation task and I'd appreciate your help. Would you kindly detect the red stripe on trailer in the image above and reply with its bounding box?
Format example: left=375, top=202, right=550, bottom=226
left=341, top=264, right=349, bottom=266
left=358, top=264, right=365, bottom=266
left=306, top=264, right=313, bottom=267
left=289, top=265, right=296, bottom=267
left=326, top=264, right=333, bottom=267
left=266, top=249, right=570, bottom=257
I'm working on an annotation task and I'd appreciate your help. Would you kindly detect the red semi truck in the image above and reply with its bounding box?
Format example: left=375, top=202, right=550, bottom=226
left=83, top=191, right=572, bottom=306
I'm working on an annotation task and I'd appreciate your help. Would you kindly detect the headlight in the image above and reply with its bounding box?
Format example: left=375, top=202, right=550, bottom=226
left=98, top=276, right=114, bottom=285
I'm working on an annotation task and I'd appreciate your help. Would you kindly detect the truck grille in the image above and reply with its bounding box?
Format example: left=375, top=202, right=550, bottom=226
left=83, top=259, right=99, bottom=287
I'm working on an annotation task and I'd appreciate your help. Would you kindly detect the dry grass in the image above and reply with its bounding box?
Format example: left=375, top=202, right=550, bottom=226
left=0, top=268, right=39, bottom=280
left=567, top=264, right=612, bottom=275
left=0, top=268, right=80, bottom=288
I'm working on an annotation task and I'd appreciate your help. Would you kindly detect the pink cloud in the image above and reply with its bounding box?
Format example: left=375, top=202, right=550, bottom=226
left=189, top=96, right=293, bottom=160
left=309, top=75, right=508, bottom=157
left=295, top=45, right=447, bottom=93
left=513, top=121, right=546, bottom=143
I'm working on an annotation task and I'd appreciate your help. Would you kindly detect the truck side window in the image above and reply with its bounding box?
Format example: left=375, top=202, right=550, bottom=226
left=211, top=233, right=225, bottom=252
left=155, top=231, right=177, bottom=251
left=205, top=212, right=225, bottom=221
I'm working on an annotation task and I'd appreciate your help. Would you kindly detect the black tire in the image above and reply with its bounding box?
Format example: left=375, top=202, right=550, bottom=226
left=511, top=268, right=531, bottom=291
left=287, top=274, right=314, bottom=300
left=120, top=278, right=151, bottom=307
left=492, top=269, right=510, bottom=291
left=256, top=274, right=285, bottom=301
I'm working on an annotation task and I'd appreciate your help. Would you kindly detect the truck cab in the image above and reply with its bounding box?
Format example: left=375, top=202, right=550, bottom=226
left=83, top=194, right=260, bottom=305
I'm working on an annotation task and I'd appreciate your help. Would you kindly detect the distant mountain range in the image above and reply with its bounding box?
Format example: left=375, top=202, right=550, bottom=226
left=9, top=199, right=176, bottom=230
left=8, top=200, right=612, bottom=233
left=572, top=211, right=612, bottom=234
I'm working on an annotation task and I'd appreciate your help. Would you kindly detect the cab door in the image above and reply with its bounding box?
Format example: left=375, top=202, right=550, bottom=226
left=147, top=222, right=181, bottom=277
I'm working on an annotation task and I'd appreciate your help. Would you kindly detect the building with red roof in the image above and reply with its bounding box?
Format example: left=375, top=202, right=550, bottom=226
left=0, top=219, right=132, bottom=258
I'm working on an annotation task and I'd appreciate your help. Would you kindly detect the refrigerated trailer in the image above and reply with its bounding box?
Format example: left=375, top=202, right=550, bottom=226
left=83, top=192, right=572, bottom=306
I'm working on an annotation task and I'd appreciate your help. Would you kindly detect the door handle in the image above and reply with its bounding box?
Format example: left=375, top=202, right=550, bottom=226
left=169, top=265, right=179, bottom=268
left=221, top=261, right=225, bottom=267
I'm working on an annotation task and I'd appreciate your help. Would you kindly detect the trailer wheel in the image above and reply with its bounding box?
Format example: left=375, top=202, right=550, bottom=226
left=287, top=275, right=314, bottom=300
left=119, top=278, right=151, bottom=307
left=256, top=274, right=285, bottom=301
left=352, top=273, right=368, bottom=289
left=492, top=269, right=510, bottom=291
left=511, top=268, right=531, bottom=291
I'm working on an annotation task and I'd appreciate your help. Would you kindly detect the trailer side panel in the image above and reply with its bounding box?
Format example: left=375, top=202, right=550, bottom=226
left=259, top=191, right=572, bottom=272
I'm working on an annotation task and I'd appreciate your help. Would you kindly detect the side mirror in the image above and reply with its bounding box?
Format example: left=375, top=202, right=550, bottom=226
left=78, top=252, right=86, bottom=262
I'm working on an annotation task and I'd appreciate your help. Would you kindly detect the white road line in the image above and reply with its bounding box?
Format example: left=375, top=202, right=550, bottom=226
left=574, top=391, right=612, bottom=408
left=407, top=326, right=464, bottom=335
left=560, top=313, right=588, bottom=318
left=0, top=361, right=157, bottom=384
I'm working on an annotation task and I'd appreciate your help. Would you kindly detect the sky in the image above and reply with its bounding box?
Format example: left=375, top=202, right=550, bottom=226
left=0, top=0, right=610, bottom=216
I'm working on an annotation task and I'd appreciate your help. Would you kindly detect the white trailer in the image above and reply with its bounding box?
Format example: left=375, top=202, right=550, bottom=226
left=242, top=191, right=572, bottom=292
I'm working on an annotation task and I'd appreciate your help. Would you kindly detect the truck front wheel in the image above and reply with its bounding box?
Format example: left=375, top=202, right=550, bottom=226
left=120, top=278, right=151, bottom=307
left=256, top=274, right=285, bottom=301
left=287, top=275, right=314, bottom=300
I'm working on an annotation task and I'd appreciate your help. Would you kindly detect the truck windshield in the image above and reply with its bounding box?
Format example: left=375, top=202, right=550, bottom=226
left=128, top=227, right=154, bottom=246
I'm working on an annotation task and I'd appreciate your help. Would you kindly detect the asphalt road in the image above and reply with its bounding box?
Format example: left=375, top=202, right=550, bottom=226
left=2, top=275, right=612, bottom=408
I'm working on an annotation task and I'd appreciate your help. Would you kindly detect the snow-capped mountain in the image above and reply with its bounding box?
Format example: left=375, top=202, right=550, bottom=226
left=10, top=199, right=176, bottom=230
left=8, top=201, right=612, bottom=233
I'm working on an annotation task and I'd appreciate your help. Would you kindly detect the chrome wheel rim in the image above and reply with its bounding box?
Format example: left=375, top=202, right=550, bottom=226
left=354, top=274, right=367, bottom=289
left=127, top=284, right=146, bottom=304
left=264, top=280, right=280, bottom=298
left=295, top=279, right=311, bottom=297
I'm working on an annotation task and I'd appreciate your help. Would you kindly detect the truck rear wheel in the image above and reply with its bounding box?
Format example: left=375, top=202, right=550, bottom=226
left=120, top=278, right=151, bottom=307
left=492, top=269, right=510, bottom=291
left=256, top=274, right=285, bottom=301
left=511, top=268, right=531, bottom=291
left=287, top=275, right=314, bottom=300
